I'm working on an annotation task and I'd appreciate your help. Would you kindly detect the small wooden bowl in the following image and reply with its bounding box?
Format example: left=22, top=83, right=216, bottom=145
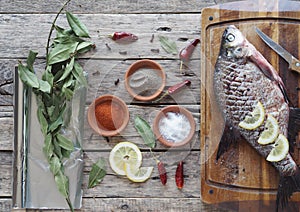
left=87, top=95, right=129, bottom=137
left=152, top=105, right=195, bottom=147
left=124, top=59, right=166, bottom=101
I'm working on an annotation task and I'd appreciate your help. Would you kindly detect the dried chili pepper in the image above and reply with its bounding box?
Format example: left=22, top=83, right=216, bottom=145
left=109, top=31, right=138, bottom=42
left=175, top=161, right=184, bottom=189
left=153, top=80, right=191, bottom=102
left=179, top=38, right=200, bottom=70
left=157, top=161, right=167, bottom=185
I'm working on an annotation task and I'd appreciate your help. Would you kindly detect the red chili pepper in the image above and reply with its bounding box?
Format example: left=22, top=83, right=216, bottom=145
left=179, top=39, right=200, bottom=70
left=109, top=32, right=138, bottom=41
left=154, top=80, right=191, bottom=102
left=175, top=161, right=184, bottom=189
left=157, top=161, right=167, bottom=185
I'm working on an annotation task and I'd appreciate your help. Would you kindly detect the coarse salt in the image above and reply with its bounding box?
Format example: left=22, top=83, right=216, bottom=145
left=158, top=112, right=191, bottom=143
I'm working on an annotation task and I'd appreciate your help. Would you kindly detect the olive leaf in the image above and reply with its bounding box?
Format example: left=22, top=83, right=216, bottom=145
left=66, top=11, right=90, bottom=38
left=47, top=42, right=78, bottom=65
left=88, top=158, right=106, bottom=189
left=55, top=170, right=69, bottom=198
left=134, top=116, right=156, bottom=148
left=158, top=35, right=178, bottom=55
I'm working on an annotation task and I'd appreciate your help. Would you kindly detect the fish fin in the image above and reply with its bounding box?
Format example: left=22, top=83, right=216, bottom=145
left=288, top=108, right=300, bottom=153
left=276, top=169, right=300, bottom=212
left=249, top=47, right=291, bottom=105
left=216, top=120, right=242, bottom=161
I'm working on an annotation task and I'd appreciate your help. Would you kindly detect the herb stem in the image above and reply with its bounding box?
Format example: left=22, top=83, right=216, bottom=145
left=46, top=0, right=72, bottom=62
left=66, top=197, right=74, bottom=212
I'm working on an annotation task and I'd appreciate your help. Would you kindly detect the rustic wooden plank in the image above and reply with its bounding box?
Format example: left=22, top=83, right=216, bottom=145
left=0, top=14, right=201, bottom=59
left=0, top=152, right=13, bottom=197
left=2, top=57, right=200, bottom=106
left=0, top=0, right=215, bottom=14
left=0, top=105, right=199, bottom=152
left=0, top=118, right=13, bottom=151
left=0, top=60, right=14, bottom=106
left=83, top=104, right=200, bottom=151
left=0, top=150, right=201, bottom=200
left=0, top=106, right=13, bottom=118
left=83, top=151, right=200, bottom=198
left=7, top=198, right=233, bottom=212
left=0, top=199, right=12, bottom=212
left=84, top=59, right=201, bottom=105
left=80, top=198, right=231, bottom=212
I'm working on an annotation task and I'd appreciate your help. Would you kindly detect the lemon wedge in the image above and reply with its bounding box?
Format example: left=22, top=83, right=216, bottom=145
left=239, top=101, right=265, bottom=130
left=109, top=142, right=142, bottom=175
left=258, top=114, right=279, bottom=145
left=266, top=134, right=289, bottom=162
left=125, top=164, right=153, bottom=183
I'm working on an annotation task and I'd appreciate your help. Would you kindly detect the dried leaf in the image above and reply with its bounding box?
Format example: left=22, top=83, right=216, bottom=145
left=38, top=79, right=51, bottom=93
left=48, top=42, right=78, bottom=65
left=54, top=171, right=69, bottom=198
left=50, top=155, right=61, bottom=175
left=49, top=116, right=63, bottom=132
left=73, top=62, right=88, bottom=87
left=158, top=35, right=178, bottom=55
left=134, top=116, right=156, bottom=148
left=18, top=63, right=39, bottom=88
left=37, top=107, right=48, bottom=135
left=58, top=57, right=75, bottom=82
left=26, top=50, right=38, bottom=72
left=88, top=158, right=106, bottom=188
left=43, top=134, right=54, bottom=161
left=56, top=133, right=74, bottom=151
left=76, top=41, right=94, bottom=54
left=66, top=11, right=90, bottom=38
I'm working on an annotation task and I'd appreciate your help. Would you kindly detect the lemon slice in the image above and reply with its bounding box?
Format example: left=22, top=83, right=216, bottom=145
left=239, top=101, right=265, bottom=130
left=125, top=164, right=154, bottom=182
left=266, top=134, right=289, bottom=162
left=109, top=142, right=142, bottom=175
left=257, top=114, right=279, bottom=145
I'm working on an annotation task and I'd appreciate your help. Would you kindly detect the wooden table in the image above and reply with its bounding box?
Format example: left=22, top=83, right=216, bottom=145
left=0, top=0, right=237, bottom=211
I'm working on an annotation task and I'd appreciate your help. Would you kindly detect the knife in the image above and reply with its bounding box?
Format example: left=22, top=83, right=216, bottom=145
left=255, top=27, right=300, bottom=74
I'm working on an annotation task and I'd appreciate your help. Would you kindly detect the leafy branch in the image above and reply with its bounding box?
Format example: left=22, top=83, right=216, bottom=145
left=18, top=2, right=94, bottom=211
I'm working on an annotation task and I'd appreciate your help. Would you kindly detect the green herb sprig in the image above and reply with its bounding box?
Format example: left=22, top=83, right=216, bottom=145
left=18, top=5, right=94, bottom=211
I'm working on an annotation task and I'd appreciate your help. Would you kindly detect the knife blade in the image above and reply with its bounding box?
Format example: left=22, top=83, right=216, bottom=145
left=255, top=27, right=300, bottom=74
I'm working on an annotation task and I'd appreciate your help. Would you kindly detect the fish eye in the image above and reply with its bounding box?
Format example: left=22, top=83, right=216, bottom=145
left=226, top=33, right=235, bottom=42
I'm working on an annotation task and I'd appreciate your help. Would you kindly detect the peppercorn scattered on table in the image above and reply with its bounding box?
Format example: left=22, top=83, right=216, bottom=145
left=0, top=0, right=225, bottom=211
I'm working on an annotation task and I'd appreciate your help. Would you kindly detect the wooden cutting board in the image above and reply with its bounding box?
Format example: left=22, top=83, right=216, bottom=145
left=200, top=0, right=300, bottom=211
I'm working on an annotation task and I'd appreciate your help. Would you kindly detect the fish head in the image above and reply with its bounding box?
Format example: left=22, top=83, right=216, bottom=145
left=220, top=25, right=249, bottom=60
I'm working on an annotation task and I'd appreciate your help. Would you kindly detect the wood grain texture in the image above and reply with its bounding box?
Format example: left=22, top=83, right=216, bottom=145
left=0, top=14, right=201, bottom=59
left=201, top=0, right=300, bottom=210
left=0, top=0, right=216, bottom=14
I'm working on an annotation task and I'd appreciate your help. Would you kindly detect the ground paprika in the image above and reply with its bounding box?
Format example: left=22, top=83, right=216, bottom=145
left=95, top=100, right=124, bottom=131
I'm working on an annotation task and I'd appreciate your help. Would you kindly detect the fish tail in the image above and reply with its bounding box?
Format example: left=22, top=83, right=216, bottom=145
left=288, top=108, right=300, bottom=153
left=276, top=169, right=300, bottom=212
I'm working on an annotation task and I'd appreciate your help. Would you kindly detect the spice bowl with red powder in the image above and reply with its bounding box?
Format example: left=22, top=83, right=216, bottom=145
left=152, top=105, right=195, bottom=147
left=87, top=95, right=129, bottom=137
